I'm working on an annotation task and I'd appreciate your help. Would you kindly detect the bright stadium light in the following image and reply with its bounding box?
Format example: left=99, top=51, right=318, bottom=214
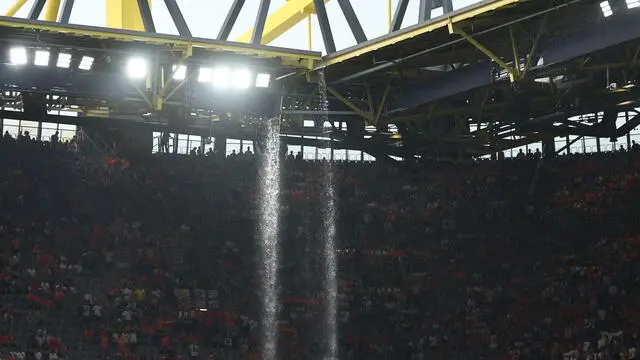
left=57, top=53, right=72, bottom=68
left=198, top=67, right=212, bottom=82
left=600, top=1, right=613, bottom=16
left=256, top=73, right=271, bottom=88
left=212, top=67, right=230, bottom=88
left=78, top=56, right=94, bottom=71
left=627, top=0, right=640, bottom=8
left=34, top=50, right=50, bottom=67
left=126, top=57, right=147, bottom=78
left=231, top=69, right=252, bottom=89
left=9, top=47, right=28, bottom=65
left=172, top=65, right=187, bottom=80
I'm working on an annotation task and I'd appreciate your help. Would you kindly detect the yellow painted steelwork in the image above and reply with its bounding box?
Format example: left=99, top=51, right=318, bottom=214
left=326, top=86, right=374, bottom=125
left=106, top=0, right=151, bottom=31
left=323, top=0, right=523, bottom=66
left=450, top=24, right=516, bottom=81
left=388, top=0, right=392, bottom=30
left=43, top=0, right=61, bottom=21
left=4, top=0, right=28, bottom=17
left=307, top=14, right=312, bottom=51
left=0, top=18, right=321, bottom=68
left=236, top=0, right=331, bottom=45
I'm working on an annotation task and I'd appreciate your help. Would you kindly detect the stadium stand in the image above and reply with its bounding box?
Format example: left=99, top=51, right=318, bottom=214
left=2, top=131, right=640, bottom=360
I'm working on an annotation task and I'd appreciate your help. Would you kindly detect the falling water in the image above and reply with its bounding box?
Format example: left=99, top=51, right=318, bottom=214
left=257, top=118, right=282, bottom=360
left=318, top=70, right=339, bottom=360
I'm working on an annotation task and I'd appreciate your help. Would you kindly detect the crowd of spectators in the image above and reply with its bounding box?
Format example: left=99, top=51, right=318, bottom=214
left=1, top=129, right=640, bottom=360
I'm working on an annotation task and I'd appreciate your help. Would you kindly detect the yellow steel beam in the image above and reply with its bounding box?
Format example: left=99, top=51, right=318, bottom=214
left=4, top=0, right=28, bottom=17
left=387, top=0, right=392, bottom=31
left=326, top=86, right=374, bottom=124
left=323, top=0, right=522, bottom=66
left=106, top=0, right=151, bottom=31
left=509, top=26, right=521, bottom=78
left=236, top=0, right=330, bottom=45
left=450, top=24, right=515, bottom=81
left=0, top=18, right=321, bottom=68
left=43, top=0, right=61, bottom=22
left=307, top=14, right=312, bottom=50
left=375, top=83, right=391, bottom=125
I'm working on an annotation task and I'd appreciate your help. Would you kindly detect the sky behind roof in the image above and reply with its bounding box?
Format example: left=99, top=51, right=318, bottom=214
left=2, top=0, right=481, bottom=54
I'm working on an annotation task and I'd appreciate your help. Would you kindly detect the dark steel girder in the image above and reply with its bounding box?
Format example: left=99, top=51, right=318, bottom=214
left=218, top=0, right=245, bottom=41
left=28, top=0, right=46, bottom=20
left=337, top=0, right=367, bottom=44
left=252, top=0, right=271, bottom=45
left=59, top=0, right=75, bottom=24
left=391, top=0, right=410, bottom=32
left=313, top=0, right=336, bottom=54
left=137, top=0, right=156, bottom=33
left=419, top=0, right=433, bottom=21
left=390, top=11, right=640, bottom=114
left=163, top=0, right=191, bottom=37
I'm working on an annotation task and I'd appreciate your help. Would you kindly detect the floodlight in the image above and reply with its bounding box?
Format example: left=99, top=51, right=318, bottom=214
left=212, top=67, right=230, bottom=88
left=126, top=57, right=147, bottom=78
left=231, top=69, right=252, bottom=89
left=57, top=53, right=72, bottom=68
left=600, top=1, right=613, bottom=16
left=198, top=67, right=213, bottom=82
left=172, top=65, right=187, bottom=80
left=78, top=56, right=94, bottom=71
left=256, top=73, right=271, bottom=88
left=627, top=0, right=640, bottom=8
left=34, top=50, right=50, bottom=67
left=9, top=47, right=27, bottom=65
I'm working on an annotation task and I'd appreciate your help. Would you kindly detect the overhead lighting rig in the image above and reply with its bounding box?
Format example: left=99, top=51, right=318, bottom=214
left=126, top=57, right=271, bottom=90
left=7, top=46, right=94, bottom=71
left=600, top=0, right=639, bottom=17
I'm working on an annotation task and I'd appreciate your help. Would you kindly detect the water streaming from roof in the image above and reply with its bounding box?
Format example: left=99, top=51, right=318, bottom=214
left=257, top=118, right=282, bottom=360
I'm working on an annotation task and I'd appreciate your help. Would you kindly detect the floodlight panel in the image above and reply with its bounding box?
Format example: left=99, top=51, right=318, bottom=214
left=78, top=56, right=94, bottom=71
left=600, top=1, right=613, bottom=16
left=9, top=47, right=28, bottom=65
left=126, top=57, right=147, bottom=78
left=212, top=67, right=230, bottom=88
left=198, top=67, right=213, bottom=82
left=231, top=69, right=252, bottom=89
left=34, top=50, right=50, bottom=67
left=57, top=53, right=72, bottom=68
left=256, top=73, right=271, bottom=88
left=173, top=65, right=187, bottom=80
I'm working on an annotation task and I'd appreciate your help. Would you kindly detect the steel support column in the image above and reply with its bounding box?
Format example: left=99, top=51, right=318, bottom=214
left=313, top=0, right=336, bottom=53
left=337, top=0, right=367, bottom=44
left=28, top=0, right=46, bottom=20
left=106, top=0, right=151, bottom=31
left=252, top=0, right=272, bottom=45
left=163, top=0, right=190, bottom=37
left=43, top=0, right=61, bottom=21
left=391, top=0, right=410, bottom=32
left=4, top=0, right=28, bottom=17
left=59, top=0, right=75, bottom=23
left=218, top=0, right=245, bottom=40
